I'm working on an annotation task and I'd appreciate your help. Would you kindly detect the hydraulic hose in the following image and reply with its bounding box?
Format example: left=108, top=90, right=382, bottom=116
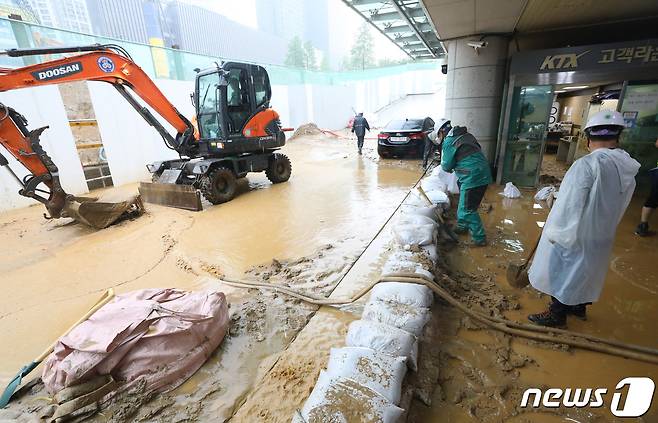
left=218, top=272, right=658, bottom=365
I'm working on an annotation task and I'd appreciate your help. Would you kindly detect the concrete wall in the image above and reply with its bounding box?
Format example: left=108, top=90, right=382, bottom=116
left=444, top=37, right=508, bottom=161
left=1, top=68, right=444, bottom=211
left=0, top=86, right=88, bottom=211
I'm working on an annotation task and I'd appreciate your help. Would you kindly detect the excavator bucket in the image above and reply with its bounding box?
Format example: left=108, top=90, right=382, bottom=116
left=138, top=182, right=202, bottom=211
left=62, top=195, right=145, bottom=229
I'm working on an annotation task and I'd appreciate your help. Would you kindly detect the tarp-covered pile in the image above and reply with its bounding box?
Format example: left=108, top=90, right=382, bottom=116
left=41, top=289, right=229, bottom=421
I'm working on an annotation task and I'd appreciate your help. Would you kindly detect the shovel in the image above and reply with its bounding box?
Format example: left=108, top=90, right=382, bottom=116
left=506, top=233, right=541, bottom=289
left=0, top=289, right=115, bottom=408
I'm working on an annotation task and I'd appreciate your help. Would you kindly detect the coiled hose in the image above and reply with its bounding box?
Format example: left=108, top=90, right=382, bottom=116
left=218, top=272, right=658, bottom=365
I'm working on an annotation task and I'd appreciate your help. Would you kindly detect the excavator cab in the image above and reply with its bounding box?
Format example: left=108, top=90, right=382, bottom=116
left=193, top=62, right=285, bottom=156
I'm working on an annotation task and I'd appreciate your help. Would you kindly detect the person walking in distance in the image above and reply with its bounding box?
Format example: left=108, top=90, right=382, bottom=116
left=527, top=111, right=640, bottom=328
left=352, top=112, right=370, bottom=155
left=634, top=137, right=658, bottom=236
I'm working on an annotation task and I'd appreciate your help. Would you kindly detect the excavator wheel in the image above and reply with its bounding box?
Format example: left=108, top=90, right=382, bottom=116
left=200, top=166, right=237, bottom=204
left=265, top=153, right=292, bottom=184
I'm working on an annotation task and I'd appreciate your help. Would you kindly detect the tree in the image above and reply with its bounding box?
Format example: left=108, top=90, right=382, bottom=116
left=347, top=23, right=375, bottom=70
left=285, top=36, right=306, bottom=68
left=320, top=55, right=330, bottom=72
left=303, top=40, right=317, bottom=70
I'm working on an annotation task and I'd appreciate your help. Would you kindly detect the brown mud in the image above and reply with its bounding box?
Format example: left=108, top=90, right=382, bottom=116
left=408, top=187, right=658, bottom=422
left=0, top=134, right=422, bottom=421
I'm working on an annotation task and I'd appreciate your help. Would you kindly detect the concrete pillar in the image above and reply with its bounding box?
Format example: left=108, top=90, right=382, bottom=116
left=444, top=36, right=508, bottom=161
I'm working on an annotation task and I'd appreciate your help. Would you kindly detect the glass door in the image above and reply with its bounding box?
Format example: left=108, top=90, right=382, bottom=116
left=501, top=85, right=553, bottom=187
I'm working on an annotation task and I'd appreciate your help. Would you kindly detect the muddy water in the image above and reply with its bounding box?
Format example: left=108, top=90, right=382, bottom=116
left=0, top=135, right=422, bottom=420
left=410, top=189, right=658, bottom=422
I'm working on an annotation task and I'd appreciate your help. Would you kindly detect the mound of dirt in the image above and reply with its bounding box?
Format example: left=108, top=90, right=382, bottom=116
left=290, top=123, right=323, bottom=140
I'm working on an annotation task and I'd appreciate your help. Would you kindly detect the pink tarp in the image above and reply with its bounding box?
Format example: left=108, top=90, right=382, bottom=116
left=42, top=288, right=229, bottom=396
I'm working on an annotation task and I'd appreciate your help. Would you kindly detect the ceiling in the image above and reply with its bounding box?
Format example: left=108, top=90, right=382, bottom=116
left=341, top=0, right=445, bottom=59
left=422, top=0, right=658, bottom=41
left=342, top=0, right=658, bottom=59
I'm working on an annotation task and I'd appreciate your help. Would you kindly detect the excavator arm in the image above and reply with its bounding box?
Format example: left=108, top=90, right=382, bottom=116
left=0, top=44, right=195, bottom=225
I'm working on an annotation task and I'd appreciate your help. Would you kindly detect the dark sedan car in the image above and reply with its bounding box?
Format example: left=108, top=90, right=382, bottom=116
left=377, top=117, right=435, bottom=158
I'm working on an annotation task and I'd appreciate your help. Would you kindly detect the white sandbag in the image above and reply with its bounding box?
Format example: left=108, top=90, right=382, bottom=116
left=300, top=371, right=404, bottom=423
left=431, top=167, right=460, bottom=194
left=385, top=250, right=424, bottom=265
left=399, top=204, right=439, bottom=222
left=421, top=244, right=438, bottom=263
left=363, top=298, right=430, bottom=336
left=392, top=214, right=437, bottom=247
left=381, top=263, right=434, bottom=281
left=420, top=175, right=447, bottom=194
left=345, top=320, right=419, bottom=371
left=500, top=182, right=521, bottom=198
left=424, top=189, right=450, bottom=208
left=326, top=347, right=407, bottom=404
left=534, top=185, right=556, bottom=201
left=371, top=282, right=434, bottom=308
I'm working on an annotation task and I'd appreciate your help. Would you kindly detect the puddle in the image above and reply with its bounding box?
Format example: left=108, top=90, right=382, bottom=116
left=409, top=189, right=658, bottom=422
left=0, top=135, right=423, bottom=420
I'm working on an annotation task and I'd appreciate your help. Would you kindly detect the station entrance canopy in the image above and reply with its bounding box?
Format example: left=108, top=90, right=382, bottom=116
left=341, top=0, right=444, bottom=60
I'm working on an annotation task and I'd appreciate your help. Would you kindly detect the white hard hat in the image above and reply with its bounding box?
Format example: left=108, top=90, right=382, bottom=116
left=584, top=110, right=625, bottom=131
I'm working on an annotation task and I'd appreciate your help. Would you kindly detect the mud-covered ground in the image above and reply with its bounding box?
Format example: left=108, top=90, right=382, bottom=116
left=2, top=135, right=657, bottom=422
left=0, top=133, right=423, bottom=422
left=408, top=187, right=658, bottom=422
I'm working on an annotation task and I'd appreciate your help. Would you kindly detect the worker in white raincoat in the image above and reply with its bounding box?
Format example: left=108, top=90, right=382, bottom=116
left=527, top=110, right=640, bottom=328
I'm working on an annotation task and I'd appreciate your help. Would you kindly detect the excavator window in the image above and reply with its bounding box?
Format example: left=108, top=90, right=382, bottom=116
left=197, top=72, right=223, bottom=139
left=225, top=69, right=251, bottom=135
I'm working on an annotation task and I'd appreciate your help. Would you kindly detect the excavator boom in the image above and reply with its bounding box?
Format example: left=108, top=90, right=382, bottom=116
left=0, top=44, right=195, bottom=227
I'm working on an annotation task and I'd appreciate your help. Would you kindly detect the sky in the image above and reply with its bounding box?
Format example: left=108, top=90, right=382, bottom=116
left=188, top=0, right=408, bottom=64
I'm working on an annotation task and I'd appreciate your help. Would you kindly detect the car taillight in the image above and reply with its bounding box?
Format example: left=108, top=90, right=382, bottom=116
left=378, top=133, right=389, bottom=139
left=409, top=133, right=424, bottom=140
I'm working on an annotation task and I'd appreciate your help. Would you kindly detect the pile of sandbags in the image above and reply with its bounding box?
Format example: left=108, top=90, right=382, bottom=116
left=294, top=176, right=444, bottom=422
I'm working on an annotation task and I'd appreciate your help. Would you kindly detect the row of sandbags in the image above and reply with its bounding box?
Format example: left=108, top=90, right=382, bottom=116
left=293, top=172, right=449, bottom=422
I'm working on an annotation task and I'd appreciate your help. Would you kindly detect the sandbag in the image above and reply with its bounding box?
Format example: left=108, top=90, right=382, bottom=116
left=399, top=203, right=439, bottom=222
left=42, top=289, right=229, bottom=397
left=381, top=263, right=434, bottom=281
left=362, top=298, right=430, bottom=336
left=534, top=185, right=556, bottom=201
left=392, top=214, right=437, bottom=247
left=299, top=371, right=404, bottom=423
left=431, top=167, right=459, bottom=194
left=423, top=189, right=450, bottom=208
left=420, top=175, right=447, bottom=194
left=326, top=347, right=407, bottom=404
left=370, top=282, right=434, bottom=308
left=500, top=182, right=521, bottom=198
left=421, top=244, right=438, bottom=263
left=345, top=320, right=419, bottom=371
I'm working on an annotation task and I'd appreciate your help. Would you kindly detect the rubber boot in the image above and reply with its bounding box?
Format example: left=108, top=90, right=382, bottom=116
left=635, top=222, right=649, bottom=237
left=567, top=304, right=587, bottom=321
left=358, top=148, right=362, bottom=155
left=528, top=301, right=567, bottom=328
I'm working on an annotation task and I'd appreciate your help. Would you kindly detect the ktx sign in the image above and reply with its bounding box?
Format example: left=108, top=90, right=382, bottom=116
left=540, top=51, right=590, bottom=71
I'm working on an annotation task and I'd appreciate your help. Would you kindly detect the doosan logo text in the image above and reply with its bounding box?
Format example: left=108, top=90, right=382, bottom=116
left=31, top=61, right=83, bottom=81
left=520, top=377, right=655, bottom=417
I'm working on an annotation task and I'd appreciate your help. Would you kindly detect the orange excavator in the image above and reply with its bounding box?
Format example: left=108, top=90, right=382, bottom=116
left=0, top=44, right=290, bottom=228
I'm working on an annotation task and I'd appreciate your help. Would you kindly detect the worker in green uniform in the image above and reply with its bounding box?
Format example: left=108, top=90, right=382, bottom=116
left=437, top=122, right=493, bottom=246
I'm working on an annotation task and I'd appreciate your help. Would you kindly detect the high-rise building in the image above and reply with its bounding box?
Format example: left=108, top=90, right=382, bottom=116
left=86, top=0, right=149, bottom=43
left=0, top=0, right=41, bottom=23
left=28, top=0, right=91, bottom=32
left=164, top=1, right=287, bottom=65
left=255, top=0, right=329, bottom=63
